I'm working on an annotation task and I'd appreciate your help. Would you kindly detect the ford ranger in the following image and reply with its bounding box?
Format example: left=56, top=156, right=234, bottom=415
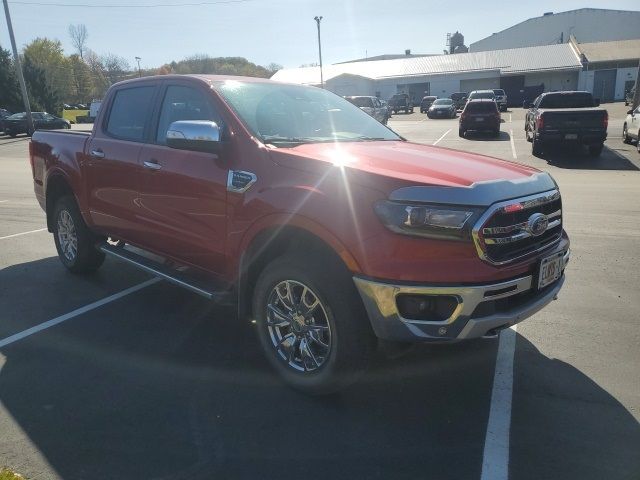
left=30, top=75, right=569, bottom=394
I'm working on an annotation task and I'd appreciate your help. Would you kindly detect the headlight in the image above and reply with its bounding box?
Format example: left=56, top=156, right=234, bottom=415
left=374, top=200, right=480, bottom=240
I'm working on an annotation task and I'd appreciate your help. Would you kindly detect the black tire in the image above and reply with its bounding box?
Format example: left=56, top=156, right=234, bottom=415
left=253, top=253, right=376, bottom=395
left=532, top=137, right=543, bottom=157
left=458, top=128, right=465, bottom=138
left=622, top=124, right=631, bottom=144
left=52, top=195, right=105, bottom=273
left=637, top=135, right=640, bottom=154
left=8, top=130, right=16, bottom=138
left=493, top=129, right=500, bottom=137
left=588, top=144, right=604, bottom=157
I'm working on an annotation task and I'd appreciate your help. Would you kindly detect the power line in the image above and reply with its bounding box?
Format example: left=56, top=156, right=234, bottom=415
left=8, top=0, right=254, bottom=7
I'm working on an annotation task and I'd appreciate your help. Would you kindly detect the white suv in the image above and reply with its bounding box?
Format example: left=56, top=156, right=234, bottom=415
left=492, top=89, right=508, bottom=111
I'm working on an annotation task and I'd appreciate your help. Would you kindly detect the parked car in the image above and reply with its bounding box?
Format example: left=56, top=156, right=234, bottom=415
left=0, top=108, right=12, bottom=133
left=427, top=98, right=456, bottom=118
left=625, top=86, right=635, bottom=106
left=450, top=92, right=468, bottom=110
left=492, top=89, right=508, bottom=111
left=419, top=96, right=437, bottom=113
left=3, top=112, right=70, bottom=137
left=524, top=91, right=608, bottom=157
left=30, top=74, right=569, bottom=394
left=459, top=99, right=500, bottom=137
left=468, top=90, right=497, bottom=103
left=389, top=93, right=414, bottom=114
left=344, top=95, right=389, bottom=124
left=379, top=99, right=392, bottom=121
left=622, top=104, right=640, bottom=153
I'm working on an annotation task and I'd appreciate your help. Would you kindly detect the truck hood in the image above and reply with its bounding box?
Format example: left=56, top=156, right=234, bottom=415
left=268, top=140, right=539, bottom=189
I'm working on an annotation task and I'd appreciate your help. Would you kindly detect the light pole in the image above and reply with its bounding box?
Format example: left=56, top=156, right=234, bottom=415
left=135, top=56, right=141, bottom=77
left=2, top=0, right=34, bottom=134
left=314, top=16, right=324, bottom=88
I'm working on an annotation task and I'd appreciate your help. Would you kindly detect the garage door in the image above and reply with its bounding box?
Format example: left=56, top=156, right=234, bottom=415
left=460, top=78, right=500, bottom=93
left=593, top=69, right=616, bottom=103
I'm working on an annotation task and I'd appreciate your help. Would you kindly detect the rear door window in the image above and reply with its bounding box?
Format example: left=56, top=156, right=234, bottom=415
left=106, top=86, right=156, bottom=142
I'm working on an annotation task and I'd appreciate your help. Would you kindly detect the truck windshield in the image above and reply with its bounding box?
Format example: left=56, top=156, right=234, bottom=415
left=214, top=81, right=400, bottom=145
left=538, top=93, right=595, bottom=108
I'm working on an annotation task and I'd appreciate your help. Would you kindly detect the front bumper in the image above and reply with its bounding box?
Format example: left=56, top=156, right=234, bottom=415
left=354, top=249, right=569, bottom=342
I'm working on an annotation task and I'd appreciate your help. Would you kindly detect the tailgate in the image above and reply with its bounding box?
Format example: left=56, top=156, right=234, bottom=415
left=541, top=109, right=606, bottom=130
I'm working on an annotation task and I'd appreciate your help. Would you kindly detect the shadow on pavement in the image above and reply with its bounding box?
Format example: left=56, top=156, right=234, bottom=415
left=463, top=130, right=511, bottom=142
left=511, top=335, right=640, bottom=480
left=535, top=145, right=639, bottom=171
left=0, top=268, right=499, bottom=480
left=0, top=263, right=638, bottom=479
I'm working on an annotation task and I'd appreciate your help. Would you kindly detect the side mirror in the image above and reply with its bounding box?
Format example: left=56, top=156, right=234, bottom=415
left=628, top=109, right=634, bottom=115
left=594, top=98, right=601, bottom=107
left=166, top=120, right=221, bottom=153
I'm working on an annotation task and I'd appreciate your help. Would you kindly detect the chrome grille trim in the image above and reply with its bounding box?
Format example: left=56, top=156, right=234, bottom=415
left=482, top=209, right=561, bottom=235
left=472, top=189, right=562, bottom=265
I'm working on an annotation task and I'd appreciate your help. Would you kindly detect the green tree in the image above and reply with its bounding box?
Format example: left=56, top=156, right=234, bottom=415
left=23, top=37, right=72, bottom=107
left=23, top=55, right=59, bottom=113
left=0, top=45, right=22, bottom=112
left=68, top=54, right=93, bottom=102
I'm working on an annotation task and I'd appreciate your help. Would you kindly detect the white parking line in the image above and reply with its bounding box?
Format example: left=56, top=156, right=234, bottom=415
left=433, top=129, right=451, bottom=146
left=509, top=130, right=517, bottom=159
left=0, top=200, right=8, bottom=203
left=0, top=228, right=47, bottom=240
left=509, top=113, right=512, bottom=123
left=0, top=278, right=161, bottom=348
left=481, top=325, right=517, bottom=480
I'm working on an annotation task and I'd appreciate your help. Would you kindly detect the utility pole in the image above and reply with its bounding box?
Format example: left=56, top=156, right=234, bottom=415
left=632, top=58, right=640, bottom=110
left=135, top=56, right=142, bottom=78
left=314, top=16, right=323, bottom=88
left=2, top=0, right=34, bottom=134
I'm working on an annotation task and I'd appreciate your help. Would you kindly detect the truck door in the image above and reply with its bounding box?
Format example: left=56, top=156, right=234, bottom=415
left=85, top=83, right=157, bottom=243
left=136, top=82, right=229, bottom=276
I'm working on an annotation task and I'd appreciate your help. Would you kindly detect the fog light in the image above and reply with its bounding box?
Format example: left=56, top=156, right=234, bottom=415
left=396, top=295, right=459, bottom=321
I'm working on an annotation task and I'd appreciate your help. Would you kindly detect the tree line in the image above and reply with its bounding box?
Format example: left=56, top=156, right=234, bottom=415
left=0, top=24, right=282, bottom=115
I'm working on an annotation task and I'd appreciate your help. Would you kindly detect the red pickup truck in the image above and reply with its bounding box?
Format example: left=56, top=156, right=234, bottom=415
left=30, top=75, right=569, bottom=394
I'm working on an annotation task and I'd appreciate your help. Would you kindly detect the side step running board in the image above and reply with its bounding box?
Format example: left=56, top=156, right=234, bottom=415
left=99, top=243, right=231, bottom=302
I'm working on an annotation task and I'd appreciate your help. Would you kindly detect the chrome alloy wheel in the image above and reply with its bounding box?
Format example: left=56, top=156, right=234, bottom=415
left=57, top=209, right=78, bottom=261
left=266, top=280, right=332, bottom=372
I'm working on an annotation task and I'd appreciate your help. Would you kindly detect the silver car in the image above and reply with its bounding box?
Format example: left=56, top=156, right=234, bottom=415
left=345, top=96, right=389, bottom=125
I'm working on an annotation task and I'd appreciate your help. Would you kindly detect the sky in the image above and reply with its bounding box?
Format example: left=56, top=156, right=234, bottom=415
left=1, top=0, right=639, bottom=71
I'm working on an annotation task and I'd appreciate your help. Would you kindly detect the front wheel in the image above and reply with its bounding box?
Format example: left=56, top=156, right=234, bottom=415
left=52, top=196, right=105, bottom=273
left=532, top=137, right=543, bottom=157
left=253, top=254, right=376, bottom=395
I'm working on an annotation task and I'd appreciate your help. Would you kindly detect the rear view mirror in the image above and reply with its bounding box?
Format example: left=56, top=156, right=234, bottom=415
left=166, top=120, right=221, bottom=154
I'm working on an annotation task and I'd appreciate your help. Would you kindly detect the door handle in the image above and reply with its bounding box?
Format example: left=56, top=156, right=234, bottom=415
left=90, top=149, right=105, bottom=159
left=143, top=160, right=162, bottom=171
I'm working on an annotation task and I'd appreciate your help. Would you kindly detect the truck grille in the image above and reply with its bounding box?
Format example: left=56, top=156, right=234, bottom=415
left=473, top=190, right=562, bottom=265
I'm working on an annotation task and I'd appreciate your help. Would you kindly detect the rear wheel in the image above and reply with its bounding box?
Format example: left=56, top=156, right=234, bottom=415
left=52, top=196, right=105, bottom=273
left=588, top=144, right=604, bottom=157
left=493, top=129, right=500, bottom=137
left=532, top=137, right=543, bottom=157
left=458, top=128, right=465, bottom=138
left=622, top=124, right=631, bottom=144
left=253, top=254, right=376, bottom=395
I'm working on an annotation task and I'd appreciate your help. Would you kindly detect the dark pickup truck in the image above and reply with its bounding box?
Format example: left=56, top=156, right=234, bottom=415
left=389, top=93, right=414, bottom=114
left=524, top=91, right=608, bottom=157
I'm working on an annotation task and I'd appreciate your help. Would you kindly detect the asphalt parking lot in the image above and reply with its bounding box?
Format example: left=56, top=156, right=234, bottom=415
left=1, top=103, right=639, bottom=479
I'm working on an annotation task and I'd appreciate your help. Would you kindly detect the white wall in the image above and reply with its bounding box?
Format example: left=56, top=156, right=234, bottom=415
left=615, top=67, right=639, bottom=100
left=470, top=9, right=640, bottom=52
left=326, top=76, right=374, bottom=97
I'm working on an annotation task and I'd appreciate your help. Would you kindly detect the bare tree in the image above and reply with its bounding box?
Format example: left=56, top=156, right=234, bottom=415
left=101, top=53, right=130, bottom=84
left=68, top=24, right=88, bottom=59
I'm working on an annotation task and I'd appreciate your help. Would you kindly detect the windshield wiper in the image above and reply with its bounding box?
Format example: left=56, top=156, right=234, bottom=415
left=261, top=135, right=311, bottom=145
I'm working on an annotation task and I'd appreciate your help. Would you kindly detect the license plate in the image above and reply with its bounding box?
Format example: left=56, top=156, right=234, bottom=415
left=475, top=117, right=484, bottom=122
left=538, top=252, right=564, bottom=289
left=564, top=133, right=578, bottom=140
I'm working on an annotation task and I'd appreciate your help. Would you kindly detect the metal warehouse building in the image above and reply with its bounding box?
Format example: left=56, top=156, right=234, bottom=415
left=470, top=8, right=640, bottom=52
left=273, top=43, right=585, bottom=107
left=272, top=38, right=639, bottom=105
